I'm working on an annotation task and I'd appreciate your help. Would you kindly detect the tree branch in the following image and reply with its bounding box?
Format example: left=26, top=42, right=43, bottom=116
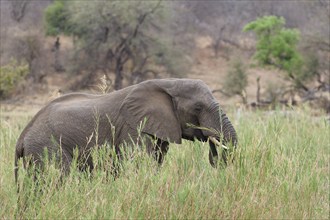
left=11, top=0, right=29, bottom=22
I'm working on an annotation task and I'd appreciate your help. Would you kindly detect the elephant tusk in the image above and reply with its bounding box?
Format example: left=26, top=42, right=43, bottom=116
left=209, top=137, right=228, bottom=150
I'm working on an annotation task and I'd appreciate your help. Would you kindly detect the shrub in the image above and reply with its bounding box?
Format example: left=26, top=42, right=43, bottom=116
left=223, top=60, right=248, bottom=104
left=265, top=82, right=285, bottom=104
left=299, top=53, right=320, bottom=82
left=44, top=0, right=71, bottom=36
left=0, top=60, right=28, bottom=99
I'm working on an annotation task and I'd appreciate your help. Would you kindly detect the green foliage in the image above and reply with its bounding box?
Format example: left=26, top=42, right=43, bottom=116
left=1, top=108, right=329, bottom=218
left=0, top=60, right=28, bottom=98
left=67, top=1, right=166, bottom=36
left=299, top=53, right=320, bottom=82
left=44, top=0, right=70, bottom=36
left=223, top=60, right=248, bottom=103
left=243, top=16, right=303, bottom=75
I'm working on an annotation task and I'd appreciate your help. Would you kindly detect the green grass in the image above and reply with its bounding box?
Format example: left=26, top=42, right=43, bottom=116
left=0, top=107, right=329, bottom=219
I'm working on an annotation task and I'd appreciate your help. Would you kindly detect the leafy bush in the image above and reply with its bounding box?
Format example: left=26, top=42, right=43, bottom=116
left=299, top=53, right=320, bottom=82
left=0, top=60, right=28, bottom=98
left=44, top=0, right=71, bottom=36
left=223, top=60, right=248, bottom=104
left=264, top=81, right=285, bottom=104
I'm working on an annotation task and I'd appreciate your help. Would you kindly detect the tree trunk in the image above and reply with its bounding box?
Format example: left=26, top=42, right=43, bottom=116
left=114, top=60, right=123, bottom=90
left=256, top=77, right=261, bottom=103
left=11, top=0, right=29, bottom=22
left=53, top=37, right=64, bottom=72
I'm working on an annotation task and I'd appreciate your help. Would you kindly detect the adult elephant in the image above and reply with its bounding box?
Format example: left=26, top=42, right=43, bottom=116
left=15, top=79, right=237, bottom=181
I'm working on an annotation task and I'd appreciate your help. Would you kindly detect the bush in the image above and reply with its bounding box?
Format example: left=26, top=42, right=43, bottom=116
left=0, top=60, right=29, bottom=99
left=299, top=53, right=320, bottom=82
left=264, top=81, right=285, bottom=104
left=44, top=0, right=70, bottom=36
left=223, top=60, right=248, bottom=104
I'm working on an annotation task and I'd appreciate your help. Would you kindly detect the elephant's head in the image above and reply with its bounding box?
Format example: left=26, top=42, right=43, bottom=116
left=121, top=79, right=237, bottom=167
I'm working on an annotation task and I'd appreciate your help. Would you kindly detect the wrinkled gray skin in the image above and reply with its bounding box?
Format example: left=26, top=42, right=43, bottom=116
left=15, top=79, right=237, bottom=181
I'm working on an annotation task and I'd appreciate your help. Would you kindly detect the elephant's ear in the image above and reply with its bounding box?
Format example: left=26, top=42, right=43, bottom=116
left=121, top=81, right=182, bottom=144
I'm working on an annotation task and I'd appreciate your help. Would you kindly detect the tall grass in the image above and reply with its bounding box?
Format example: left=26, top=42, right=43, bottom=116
left=0, top=107, right=329, bottom=219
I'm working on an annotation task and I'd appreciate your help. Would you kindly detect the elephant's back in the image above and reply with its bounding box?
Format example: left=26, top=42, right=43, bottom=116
left=15, top=89, right=132, bottom=161
left=49, top=93, right=102, bottom=106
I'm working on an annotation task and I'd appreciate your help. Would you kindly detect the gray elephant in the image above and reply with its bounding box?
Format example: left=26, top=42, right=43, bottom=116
left=15, top=79, right=237, bottom=181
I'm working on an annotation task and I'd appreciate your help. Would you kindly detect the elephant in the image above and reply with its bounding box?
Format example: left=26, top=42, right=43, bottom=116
left=14, top=78, right=237, bottom=181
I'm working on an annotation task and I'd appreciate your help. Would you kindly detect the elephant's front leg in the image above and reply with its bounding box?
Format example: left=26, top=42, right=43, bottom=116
left=144, top=136, right=169, bottom=164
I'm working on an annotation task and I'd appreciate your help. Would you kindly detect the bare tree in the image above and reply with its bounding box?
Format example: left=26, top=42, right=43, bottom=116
left=10, top=0, right=29, bottom=22
left=11, top=33, right=45, bottom=82
left=51, top=37, right=65, bottom=72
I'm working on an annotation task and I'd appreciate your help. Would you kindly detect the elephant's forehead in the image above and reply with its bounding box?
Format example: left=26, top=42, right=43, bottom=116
left=179, top=80, right=213, bottom=96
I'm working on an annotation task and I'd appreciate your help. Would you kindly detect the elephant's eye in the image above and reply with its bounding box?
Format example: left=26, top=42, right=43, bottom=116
left=194, top=102, right=203, bottom=113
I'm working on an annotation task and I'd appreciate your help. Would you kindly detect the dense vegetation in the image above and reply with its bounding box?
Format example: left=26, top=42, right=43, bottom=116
left=1, top=108, right=328, bottom=219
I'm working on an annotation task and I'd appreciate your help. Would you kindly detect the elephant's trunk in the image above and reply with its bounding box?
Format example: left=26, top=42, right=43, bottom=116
left=200, top=103, right=237, bottom=167
left=220, top=112, right=237, bottom=147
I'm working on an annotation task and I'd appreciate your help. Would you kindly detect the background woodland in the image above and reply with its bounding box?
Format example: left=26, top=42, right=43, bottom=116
left=0, top=0, right=329, bottom=112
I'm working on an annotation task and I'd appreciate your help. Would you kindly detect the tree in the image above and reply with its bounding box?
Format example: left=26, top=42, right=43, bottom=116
left=10, top=0, right=29, bottom=22
left=45, top=0, right=188, bottom=90
left=243, top=16, right=302, bottom=73
left=243, top=16, right=312, bottom=91
left=12, top=33, right=43, bottom=82
left=243, top=15, right=329, bottom=110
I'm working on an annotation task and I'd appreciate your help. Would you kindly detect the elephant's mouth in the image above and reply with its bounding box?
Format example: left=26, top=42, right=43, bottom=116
left=209, top=136, right=228, bottom=149
left=208, top=136, right=232, bottom=168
